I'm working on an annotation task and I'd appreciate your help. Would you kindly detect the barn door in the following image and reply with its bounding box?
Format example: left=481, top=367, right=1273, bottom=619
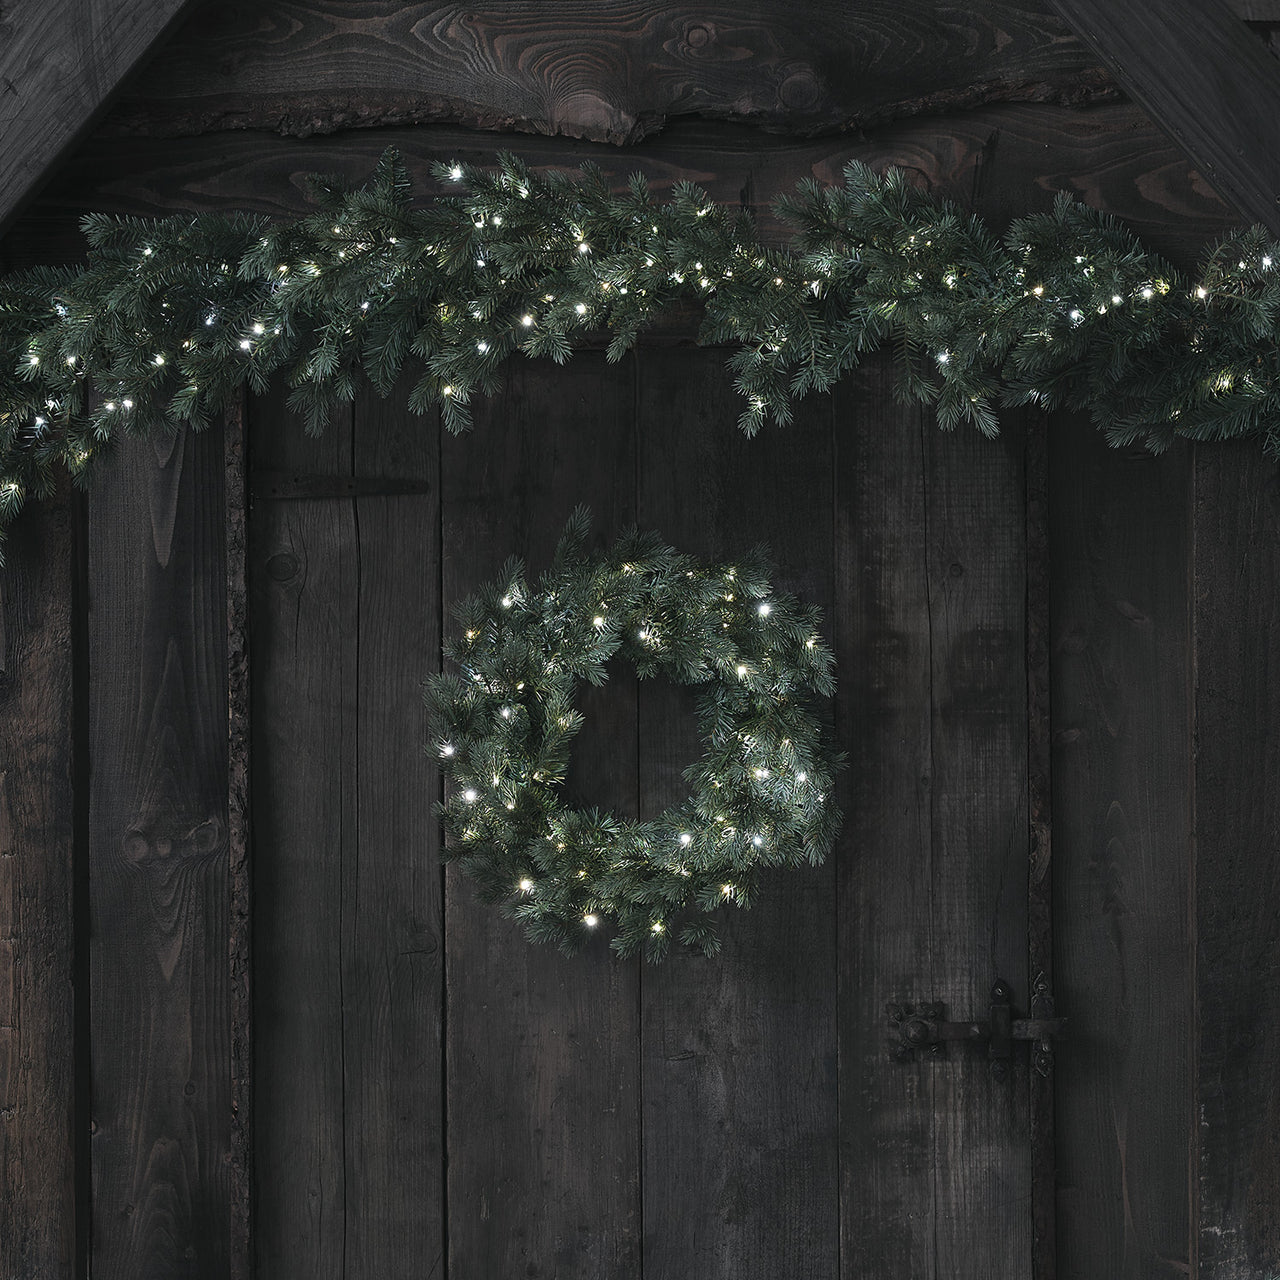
left=247, top=341, right=1053, bottom=1278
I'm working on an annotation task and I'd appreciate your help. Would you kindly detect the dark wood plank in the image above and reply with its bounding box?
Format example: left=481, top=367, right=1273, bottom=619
left=0, top=480, right=78, bottom=1279
left=251, top=373, right=445, bottom=1278
left=835, top=352, right=936, bottom=1278
left=344, top=382, right=444, bottom=1276
left=441, top=354, right=641, bottom=1279
left=105, top=0, right=1113, bottom=143
left=1049, top=0, right=1280, bottom=233
left=836, top=354, right=1030, bottom=1277
left=0, top=0, right=204, bottom=232
left=88, top=425, right=231, bottom=1278
left=226, top=400, right=252, bottom=1280
left=1194, top=442, right=1280, bottom=1278
left=250, top=386, right=354, bottom=1280
left=1048, top=415, right=1193, bottom=1279
left=635, top=348, right=837, bottom=1279
left=923, top=409, right=1030, bottom=1277
left=9, top=103, right=1235, bottom=268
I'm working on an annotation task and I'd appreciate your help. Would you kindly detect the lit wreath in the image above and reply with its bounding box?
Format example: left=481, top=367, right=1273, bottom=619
left=426, top=510, right=844, bottom=960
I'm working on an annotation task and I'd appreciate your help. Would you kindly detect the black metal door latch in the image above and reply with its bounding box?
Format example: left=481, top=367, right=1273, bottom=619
left=886, top=976, right=1066, bottom=1079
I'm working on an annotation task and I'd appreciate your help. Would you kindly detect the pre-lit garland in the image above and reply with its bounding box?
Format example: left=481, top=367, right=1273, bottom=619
left=2, top=146, right=1279, bottom=559
left=426, top=511, right=843, bottom=960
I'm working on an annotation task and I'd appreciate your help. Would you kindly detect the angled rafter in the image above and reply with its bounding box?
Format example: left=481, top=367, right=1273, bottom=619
left=1049, top=0, right=1280, bottom=234
left=0, top=0, right=204, bottom=234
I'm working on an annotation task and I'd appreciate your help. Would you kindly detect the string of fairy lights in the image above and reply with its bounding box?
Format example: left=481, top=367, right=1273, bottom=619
left=427, top=513, right=843, bottom=960
left=2, top=148, right=1280, bottom=561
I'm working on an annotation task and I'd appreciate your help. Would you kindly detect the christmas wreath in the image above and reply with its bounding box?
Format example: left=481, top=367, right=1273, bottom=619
left=426, top=511, right=843, bottom=960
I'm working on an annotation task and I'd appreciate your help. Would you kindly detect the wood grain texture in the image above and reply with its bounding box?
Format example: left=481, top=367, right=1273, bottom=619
left=88, top=424, right=231, bottom=1278
left=0, top=0, right=204, bottom=232
left=1049, top=0, right=1280, bottom=233
left=835, top=352, right=937, bottom=1278
left=636, top=349, right=837, bottom=1280
left=1194, top=442, right=1280, bottom=1279
left=226, top=400, right=252, bottom=1280
left=6, top=102, right=1238, bottom=276
left=0, top=480, right=78, bottom=1279
left=441, top=355, right=642, bottom=1279
left=837, top=356, right=1032, bottom=1278
left=1048, top=416, right=1193, bottom=1280
left=104, top=0, right=1115, bottom=143
left=250, top=376, right=444, bottom=1279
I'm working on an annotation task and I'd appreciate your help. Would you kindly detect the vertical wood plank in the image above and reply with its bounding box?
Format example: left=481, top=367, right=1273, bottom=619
left=1049, top=415, right=1192, bottom=1279
left=226, top=402, right=252, bottom=1280
left=924, top=409, right=1030, bottom=1279
left=836, top=352, right=1030, bottom=1278
left=89, top=426, right=231, bottom=1278
left=442, top=354, right=642, bottom=1279
left=836, top=353, right=936, bottom=1278
left=251, top=390, right=353, bottom=1280
left=636, top=348, right=838, bottom=1280
left=1194, top=442, right=1280, bottom=1279
left=344, top=385, right=444, bottom=1276
left=0, top=482, right=78, bottom=1278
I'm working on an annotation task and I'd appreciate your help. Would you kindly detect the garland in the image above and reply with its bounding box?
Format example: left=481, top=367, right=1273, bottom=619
left=426, top=511, right=843, bottom=960
left=2, top=147, right=1278, bottom=560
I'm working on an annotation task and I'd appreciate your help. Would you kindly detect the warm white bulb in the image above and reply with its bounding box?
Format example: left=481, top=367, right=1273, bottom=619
left=521, top=314, right=534, bottom=326
left=575, top=303, right=587, bottom=315
left=519, top=878, right=534, bottom=892
left=578, top=243, right=590, bottom=254
left=736, top=664, right=748, bottom=678
left=652, top=921, right=664, bottom=933
left=502, top=594, right=513, bottom=608
left=463, top=788, right=478, bottom=803
left=584, top=913, right=599, bottom=928
left=593, top=615, right=605, bottom=628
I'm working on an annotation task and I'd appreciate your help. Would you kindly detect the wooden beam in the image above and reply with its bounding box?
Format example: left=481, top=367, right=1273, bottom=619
left=1048, top=0, right=1280, bottom=233
left=0, top=0, right=204, bottom=233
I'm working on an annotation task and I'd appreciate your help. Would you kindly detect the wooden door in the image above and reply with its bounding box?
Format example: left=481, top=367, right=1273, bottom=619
left=248, top=340, right=1050, bottom=1278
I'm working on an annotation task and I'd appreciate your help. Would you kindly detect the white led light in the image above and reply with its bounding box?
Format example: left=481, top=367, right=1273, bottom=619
left=441, top=743, right=455, bottom=757
left=757, top=602, right=771, bottom=616
left=736, top=664, right=748, bottom=677
left=796, top=771, right=808, bottom=783
left=584, top=913, right=599, bottom=927
left=679, top=832, right=693, bottom=847
left=521, top=314, right=534, bottom=326
left=575, top=303, right=587, bottom=315
left=463, top=788, right=478, bottom=803
left=519, top=878, right=534, bottom=892
left=449, top=165, right=463, bottom=181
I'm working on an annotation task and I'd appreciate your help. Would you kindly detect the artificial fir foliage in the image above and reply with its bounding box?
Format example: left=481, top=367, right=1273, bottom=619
left=426, top=511, right=843, bottom=960
left=4, top=147, right=1280, bottom=557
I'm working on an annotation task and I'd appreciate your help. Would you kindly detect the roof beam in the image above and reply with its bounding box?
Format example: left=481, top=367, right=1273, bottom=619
left=1048, top=0, right=1280, bottom=234
left=0, top=0, right=204, bottom=235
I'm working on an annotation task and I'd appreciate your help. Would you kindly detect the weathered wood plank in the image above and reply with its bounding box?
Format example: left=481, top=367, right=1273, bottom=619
left=104, top=0, right=1113, bottom=143
left=0, top=480, right=78, bottom=1279
left=226, top=398, right=252, bottom=1280
left=636, top=349, right=837, bottom=1279
left=1049, top=416, right=1193, bottom=1279
left=924, top=411, right=1030, bottom=1279
left=835, top=352, right=936, bottom=1278
left=1194, top=442, right=1280, bottom=1279
left=836, top=356, right=1030, bottom=1277
left=1048, top=0, right=1280, bottom=233
left=343, top=383, right=444, bottom=1276
left=250, top=387, right=353, bottom=1280
left=441, top=355, right=641, bottom=1279
left=0, top=0, right=204, bottom=232
left=7, top=104, right=1235, bottom=269
left=251, top=375, right=445, bottom=1278
left=88, top=424, right=231, bottom=1278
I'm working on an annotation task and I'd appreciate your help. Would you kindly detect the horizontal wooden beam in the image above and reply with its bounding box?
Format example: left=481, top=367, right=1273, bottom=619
left=0, top=0, right=204, bottom=233
left=1048, top=0, right=1280, bottom=233
left=101, top=0, right=1116, bottom=143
